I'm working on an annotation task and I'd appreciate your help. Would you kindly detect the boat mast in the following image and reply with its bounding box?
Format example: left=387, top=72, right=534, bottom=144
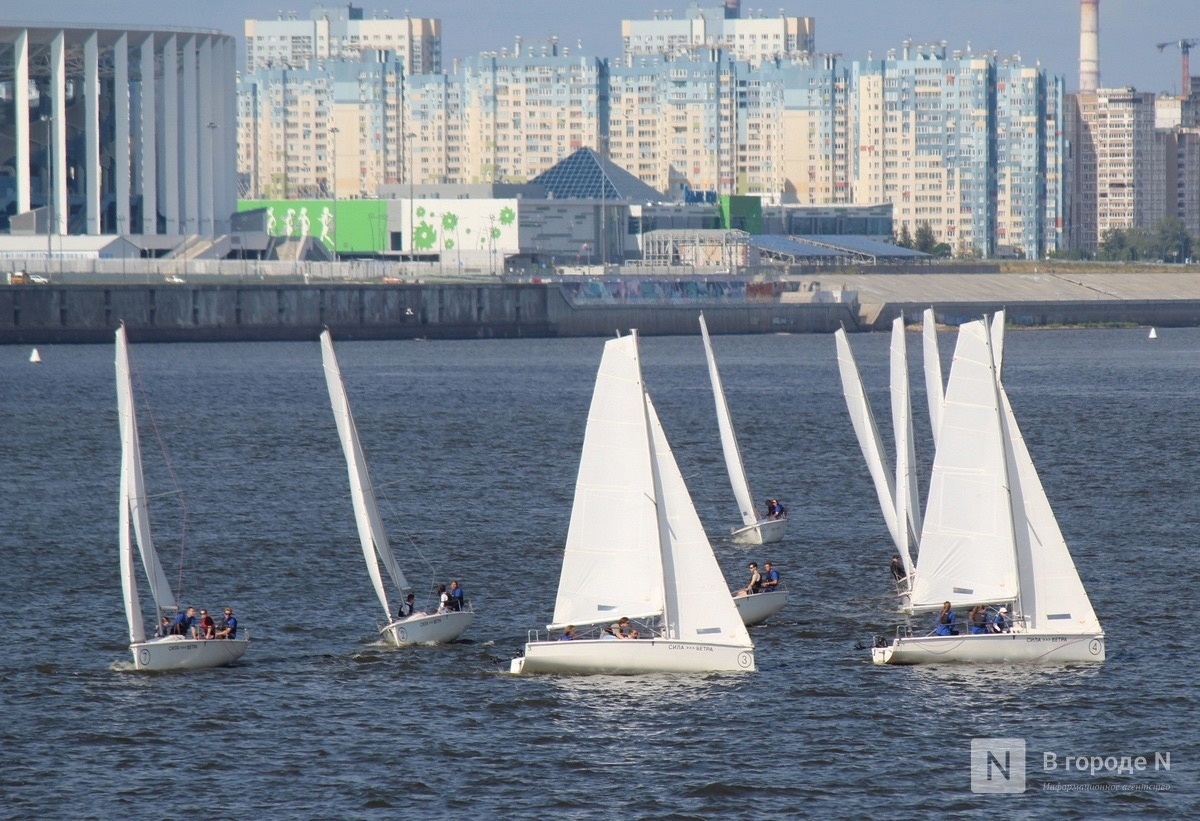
left=983, top=316, right=1022, bottom=616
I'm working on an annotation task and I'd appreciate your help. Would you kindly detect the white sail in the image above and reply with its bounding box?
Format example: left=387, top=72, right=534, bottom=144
left=922, top=308, right=944, bottom=447
left=320, top=330, right=410, bottom=620
left=550, top=332, right=663, bottom=629
left=834, top=329, right=901, bottom=550
left=910, top=320, right=1018, bottom=610
left=699, top=313, right=757, bottom=529
left=115, top=325, right=177, bottom=644
left=645, top=396, right=753, bottom=647
left=999, top=384, right=1101, bottom=633
left=990, top=309, right=1006, bottom=381
left=889, top=317, right=920, bottom=574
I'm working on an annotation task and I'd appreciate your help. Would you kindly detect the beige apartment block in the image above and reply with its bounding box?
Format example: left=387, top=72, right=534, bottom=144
left=245, top=4, right=440, bottom=75
left=1069, top=88, right=1159, bottom=250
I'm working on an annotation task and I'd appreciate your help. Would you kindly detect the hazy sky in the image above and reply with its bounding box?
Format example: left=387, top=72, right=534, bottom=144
left=23, top=0, right=1200, bottom=93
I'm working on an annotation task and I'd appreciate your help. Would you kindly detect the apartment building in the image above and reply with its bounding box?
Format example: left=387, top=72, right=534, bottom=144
left=621, top=2, right=814, bottom=67
left=238, top=53, right=403, bottom=199
left=1068, top=88, right=1159, bottom=250
left=244, top=3, right=439, bottom=76
left=456, top=44, right=606, bottom=185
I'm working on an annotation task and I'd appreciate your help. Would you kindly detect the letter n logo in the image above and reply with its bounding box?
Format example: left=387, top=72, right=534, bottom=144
left=971, top=738, right=1026, bottom=793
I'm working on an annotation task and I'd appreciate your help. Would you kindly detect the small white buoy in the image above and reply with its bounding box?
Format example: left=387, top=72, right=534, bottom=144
left=1149, top=327, right=1158, bottom=339
left=29, top=347, right=41, bottom=364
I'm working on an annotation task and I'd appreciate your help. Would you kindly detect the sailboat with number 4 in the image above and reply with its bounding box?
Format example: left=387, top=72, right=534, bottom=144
left=871, top=317, right=1104, bottom=664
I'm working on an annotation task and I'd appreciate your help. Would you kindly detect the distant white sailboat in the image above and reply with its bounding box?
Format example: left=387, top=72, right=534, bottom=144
left=511, top=331, right=755, bottom=675
left=115, top=324, right=249, bottom=671
left=872, top=317, right=1105, bottom=664
left=698, top=313, right=787, bottom=546
left=320, top=330, right=472, bottom=645
left=1149, top=327, right=1158, bottom=339
left=29, top=347, right=41, bottom=364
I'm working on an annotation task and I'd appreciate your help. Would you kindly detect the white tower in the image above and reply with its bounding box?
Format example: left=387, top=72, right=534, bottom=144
left=1080, top=0, right=1100, bottom=91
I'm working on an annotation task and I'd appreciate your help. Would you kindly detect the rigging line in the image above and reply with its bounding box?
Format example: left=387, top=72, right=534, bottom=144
left=374, top=485, right=442, bottom=583
left=131, top=360, right=190, bottom=605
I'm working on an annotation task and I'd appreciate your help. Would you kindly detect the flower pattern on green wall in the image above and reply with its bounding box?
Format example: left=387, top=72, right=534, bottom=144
left=413, top=221, right=438, bottom=250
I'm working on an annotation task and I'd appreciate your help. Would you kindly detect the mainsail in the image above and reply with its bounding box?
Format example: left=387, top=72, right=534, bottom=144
left=910, top=321, right=1018, bottom=610
left=890, top=317, right=921, bottom=574
left=699, top=313, right=758, bottom=529
left=115, top=325, right=178, bottom=644
left=320, top=330, right=410, bottom=619
left=550, top=333, right=663, bottom=629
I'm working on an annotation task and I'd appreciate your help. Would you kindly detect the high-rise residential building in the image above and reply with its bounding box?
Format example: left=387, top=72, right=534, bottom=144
left=621, top=2, right=814, bottom=67
left=1067, top=88, right=1159, bottom=250
left=848, top=44, right=1062, bottom=257
left=244, top=4, right=440, bottom=76
left=456, top=43, right=607, bottom=185
left=238, top=52, right=403, bottom=199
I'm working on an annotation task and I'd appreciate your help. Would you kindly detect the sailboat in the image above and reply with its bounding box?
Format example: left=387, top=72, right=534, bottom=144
left=697, top=314, right=788, bottom=625
left=1149, top=327, right=1158, bottom=339
left=834, top=321, right=916, bottom=596
left=511, top=331, right=755, bottom=675
left=872, top=317, right=1104, bottom=664
left=29, top=347, right=41, bottom=364
left=115, top=324, right=249, bottom=671
left=320, top=330, right=472, bottom=645
left=698, top=313, right=787, bottom=546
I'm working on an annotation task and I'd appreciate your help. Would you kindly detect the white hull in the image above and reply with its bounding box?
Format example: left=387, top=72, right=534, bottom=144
left=383, top=611, right=473, bottom=645
left=733, top=589, right=788, bottom=626
left=871, top=632, right=1105, bottom=665
left=130, top=636, right=249, bottom=672
left=731, top=518, right=787, bottom=545
left=511, top=638, right=755, bottom=675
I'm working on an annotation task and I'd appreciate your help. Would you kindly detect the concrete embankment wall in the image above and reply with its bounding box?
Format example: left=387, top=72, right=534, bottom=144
left=0, top=283, right=855, bottom=344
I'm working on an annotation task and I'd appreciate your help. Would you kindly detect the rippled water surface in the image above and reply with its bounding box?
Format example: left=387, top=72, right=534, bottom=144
left=2, top=327, right=1196, bottom=817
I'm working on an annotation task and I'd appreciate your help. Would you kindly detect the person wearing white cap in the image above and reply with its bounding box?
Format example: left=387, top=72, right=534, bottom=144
left=990, top=606, right=1011, bottom=634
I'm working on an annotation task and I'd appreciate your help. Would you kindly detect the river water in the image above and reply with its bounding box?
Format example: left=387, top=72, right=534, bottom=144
left=1, top=326, right=1195, bottom=817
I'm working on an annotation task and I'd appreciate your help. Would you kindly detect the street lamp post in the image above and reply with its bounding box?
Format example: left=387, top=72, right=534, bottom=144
left=329, top=126, right=339, bottom=263
left=405, top=131, right=416, bottom=267
left=41, top=114, right=52, bottom=273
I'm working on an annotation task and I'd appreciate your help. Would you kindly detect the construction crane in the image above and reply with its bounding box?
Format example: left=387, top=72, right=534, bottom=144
left=1157, top=38, right=1199, bottom=97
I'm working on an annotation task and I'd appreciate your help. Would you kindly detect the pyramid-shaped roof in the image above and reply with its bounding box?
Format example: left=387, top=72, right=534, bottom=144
left=532, top=147, right=666, bottom=203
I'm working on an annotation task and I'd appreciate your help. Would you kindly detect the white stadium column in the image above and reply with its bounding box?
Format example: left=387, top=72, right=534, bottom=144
left=85, top=31, right=101, bottom=234
left=115, top=33, right=131, bottom=237
left=50, top=30, right=67, bottom=236
left=14, top=29, right=30, bottom=215
left=162, top=34, right=179, bottom=234
left=181, top=35, right=199, bottom=235
left=198, top=35, right=214, bottom=235
left=139, top=34, right=158, bottom=235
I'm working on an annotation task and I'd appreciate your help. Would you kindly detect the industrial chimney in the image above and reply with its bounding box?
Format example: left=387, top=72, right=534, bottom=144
left=1080, top=0, right=1100, bottom=91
